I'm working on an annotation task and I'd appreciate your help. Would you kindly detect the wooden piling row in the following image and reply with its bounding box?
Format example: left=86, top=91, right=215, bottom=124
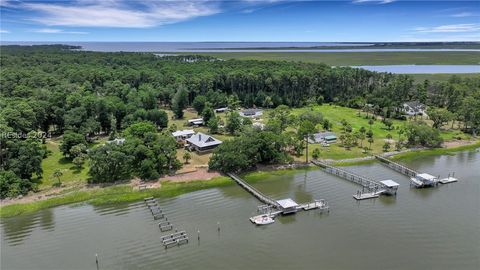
left=144, top=197, right=189, bottom=248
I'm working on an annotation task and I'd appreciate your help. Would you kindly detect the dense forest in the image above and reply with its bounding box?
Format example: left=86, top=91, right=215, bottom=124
left=1, top=45, right=479, bottom=197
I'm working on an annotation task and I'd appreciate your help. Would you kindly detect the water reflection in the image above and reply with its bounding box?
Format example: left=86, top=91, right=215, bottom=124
left=1, top=208, right=55, bottom=245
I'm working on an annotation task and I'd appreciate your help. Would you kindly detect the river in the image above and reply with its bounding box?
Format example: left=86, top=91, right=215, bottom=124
left=1, top=150, right=479, bottom=270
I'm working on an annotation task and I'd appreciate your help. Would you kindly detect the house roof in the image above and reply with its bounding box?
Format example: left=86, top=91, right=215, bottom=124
left=310, top=132, right=337, bottom=143
left=380, top=180, right=400, bottom=187
left=172, top=130, right=195, bottom=137
left=186, top=132, right=222, bottom=148
left=188, top=118, right=204, bottom=123
left=240, top=109, right=263, bottom=116
left=276, top=198, right=299, bottom=209
left=404, top=101, right=425, bottom=109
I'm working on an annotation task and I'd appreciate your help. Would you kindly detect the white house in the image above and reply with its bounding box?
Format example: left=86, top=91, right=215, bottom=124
left=215, top=107, right=228, bottom=113
left=402, top=101, right=426, bottom=116
left=106, top=138, right=125, bottom=145
left=172, top=130, right=195, bottom=141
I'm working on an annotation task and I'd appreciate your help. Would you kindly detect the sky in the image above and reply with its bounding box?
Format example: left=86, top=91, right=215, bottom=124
left=0, top=0, right=479, bottom=42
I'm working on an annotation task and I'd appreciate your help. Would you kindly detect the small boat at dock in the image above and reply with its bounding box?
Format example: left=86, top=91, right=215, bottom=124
left=250, top=214, right=275, bottom=225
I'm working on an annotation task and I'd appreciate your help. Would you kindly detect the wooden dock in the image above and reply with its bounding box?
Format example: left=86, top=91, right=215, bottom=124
left=374, top=155, right=418, bottom=177
left=228, top=173, right=280, bottom=207
left=228, top=174, right=330, bottom=225
left=311, top=160, right=386, bottom=192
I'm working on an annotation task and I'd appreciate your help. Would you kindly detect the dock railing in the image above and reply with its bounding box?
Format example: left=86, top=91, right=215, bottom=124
left=311, top=160, right=385, bottom=191
left=374, top=155, right=418, bottom=177
left=228, top=173, right=280, bottom=207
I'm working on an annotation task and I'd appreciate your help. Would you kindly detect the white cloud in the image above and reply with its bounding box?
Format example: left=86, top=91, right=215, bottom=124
left=24, top=0, right=220, bottom=28
left=398, top=34, right=480, bottom=42
left=0, top=0, right=12, bottom=7
left=450, top=12, right=475, bottom=18
left=413, top=24, right=480, bottom=33
left=32, top=28, right=88, bottom=34
left=0, top=29, right=10, bottom=33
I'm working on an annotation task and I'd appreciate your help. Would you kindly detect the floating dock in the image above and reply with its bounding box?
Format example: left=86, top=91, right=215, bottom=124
left=439, top=175, right=458, bottom=184
left=311, top=160, right=399, bottom=200
left=228, top=173, right=329, bottom=225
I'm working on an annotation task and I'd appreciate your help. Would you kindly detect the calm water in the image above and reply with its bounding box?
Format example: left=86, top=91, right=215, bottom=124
left=2, top=150, right=479, bottom=270
left=353, top=65, right=480, bottom=74
left=2, top=41, right=480, bottom=53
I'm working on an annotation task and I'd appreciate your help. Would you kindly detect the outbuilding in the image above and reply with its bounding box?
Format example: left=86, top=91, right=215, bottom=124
left=309, top=132, right=337, bottom=144
left=172, top=130, right=195, bottom=141
left=188, top=118, right=204, bottom=126
left=240, top=109, right=263, bottom=118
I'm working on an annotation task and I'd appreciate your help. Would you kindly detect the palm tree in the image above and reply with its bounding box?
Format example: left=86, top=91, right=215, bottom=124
left=53, top=169, right=63, bottom=186
left=368, top=137, right=374, bottom=150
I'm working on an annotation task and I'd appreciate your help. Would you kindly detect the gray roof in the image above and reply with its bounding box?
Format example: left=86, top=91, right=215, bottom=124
left=172, top=130, right=195, bottom=137
left=380, top=180, right=400, bottom=187
left=186, top=132, right=222, bottom=148
left=309, top=132, right=337, bottom=143
left=404, top=101, right=425, bottom=109
left=276, top=198, right=299, bottom=208
left=240, top=109, right=263, bottom=116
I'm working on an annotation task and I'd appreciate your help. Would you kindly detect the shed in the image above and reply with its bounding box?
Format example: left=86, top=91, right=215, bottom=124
left=188, top=118, right=204, bottom=126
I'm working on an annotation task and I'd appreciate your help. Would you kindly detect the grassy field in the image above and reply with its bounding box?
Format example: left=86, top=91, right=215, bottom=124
left=191, top=51, right=480, bottom=66
left=37, top=138, right=90, bottom=190
left=409, top=73, right=480, bottom=83
left=270, top=104, right=469, bottom=161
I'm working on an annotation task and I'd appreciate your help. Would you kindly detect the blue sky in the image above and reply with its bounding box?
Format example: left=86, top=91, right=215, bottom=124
left=0, top=0, right=479, bottom=42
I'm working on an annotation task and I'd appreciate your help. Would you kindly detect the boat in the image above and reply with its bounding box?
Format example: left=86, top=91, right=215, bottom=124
left=411, top=173, right=438, bottom=187
left=249, top=214, right=275, bottom=225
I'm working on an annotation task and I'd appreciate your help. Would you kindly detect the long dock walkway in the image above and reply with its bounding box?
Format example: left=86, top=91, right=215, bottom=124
left=374, top=155, right=418, bottom=177
left=227, top=173, right=280, bottom=207
left=311, top=160, right=385, bottom=192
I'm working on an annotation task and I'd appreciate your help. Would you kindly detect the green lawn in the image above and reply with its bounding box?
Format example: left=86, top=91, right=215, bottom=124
left=263, top=104, right=470, bottom=161
left=188, top=51, right=480, bottom=66
left=38, top=138, right=90, bottom=190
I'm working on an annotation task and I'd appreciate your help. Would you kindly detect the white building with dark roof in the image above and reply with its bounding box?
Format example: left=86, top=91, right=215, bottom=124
left=172, top=130, right=195, bottom=141
left=402, top=101, right=426, bottom=116
left=188, top=118, right=204, bottom=126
